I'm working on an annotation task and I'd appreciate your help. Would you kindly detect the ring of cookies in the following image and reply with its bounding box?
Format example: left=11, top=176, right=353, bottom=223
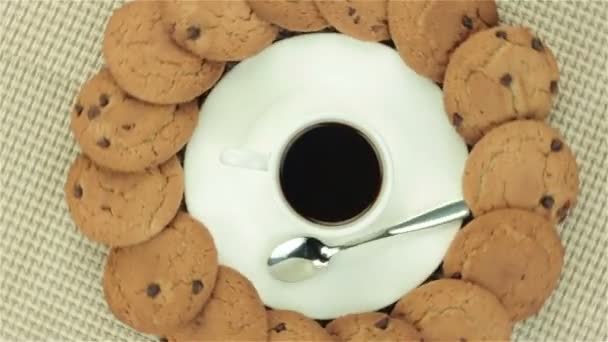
left=64, top=1, right=579, bottom=341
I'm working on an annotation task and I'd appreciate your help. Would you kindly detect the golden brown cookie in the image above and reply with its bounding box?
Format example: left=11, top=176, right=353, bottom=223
left=315, top=0, right=389, bottom=42
left=161, top=0, right=278, bottom=61
left=391, top=279, right=512, bottom=341
left=388, top=0, right=498, bottom=82
left=463, top=120, right=579, bottom=223
left=443, top=26, right=560, bottom=144
left=64, top=154, right=183, bottom=247
left=248, top=0, right=329, bottom=32
left=267, top=310, right=333, bottom=341
left=103, top=1, right=225, bottom=104
left=326, top=312, right=421, bottom=342
left=70, top=69, right=198, bottom=172
left=443, top=209, right=564, bottom=321
left=167, top=266, right=267, bottom=342
left=103, top=212, right=218, bottom=335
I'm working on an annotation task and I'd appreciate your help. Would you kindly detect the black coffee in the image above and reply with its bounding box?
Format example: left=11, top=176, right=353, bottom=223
left=279, top=122, right=382, bottom=225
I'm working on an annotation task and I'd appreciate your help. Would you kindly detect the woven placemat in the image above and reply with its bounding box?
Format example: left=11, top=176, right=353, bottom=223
left=0, top=1, right=606, bottom=341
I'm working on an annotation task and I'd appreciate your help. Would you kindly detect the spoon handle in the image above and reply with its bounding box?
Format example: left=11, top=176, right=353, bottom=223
left=340, top=200, right=469, bottom=250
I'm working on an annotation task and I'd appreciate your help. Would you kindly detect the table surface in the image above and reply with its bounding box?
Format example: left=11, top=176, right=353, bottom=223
left=0, top=0, right=606, bottom=341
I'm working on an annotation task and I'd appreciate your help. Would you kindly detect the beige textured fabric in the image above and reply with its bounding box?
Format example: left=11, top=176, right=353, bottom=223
left=0, top=0, right=606, bottom=341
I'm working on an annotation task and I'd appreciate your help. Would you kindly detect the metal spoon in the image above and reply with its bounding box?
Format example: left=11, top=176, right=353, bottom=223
left=267, top=200, right=469, bottom=282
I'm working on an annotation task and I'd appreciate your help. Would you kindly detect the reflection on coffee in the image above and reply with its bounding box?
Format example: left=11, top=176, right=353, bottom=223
left=280, top=122, right=382, bottom=225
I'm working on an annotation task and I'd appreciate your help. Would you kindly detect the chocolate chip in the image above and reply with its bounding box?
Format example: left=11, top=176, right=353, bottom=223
left=187, top=26, right=201, bottom=40
left=159, top=338, right=168, bottom=342
left=353, top=15, right=361, bottom=24
left=347, top=6, right=356, bottom=16
left=550, top=80, right=559, bottom=94
left=495, top=30, right=507, bottom=40
left=420, top=339, right=425, bottom=342
left=500, top=73, right=512, bottom=86
left=452, top=113, right=463, bottom=127
left=272, top=322, right=286, bottom=333
left=99, top=94, right=109, bottom=107
left=460, top=338, right=468, bottom=342
left=101, top=205, right=112, bottom=212
left=374, top=317, right=390, bottom=330
left=122, top=123, right=135, bottom=131
left=74, top=103, right=83, bottom=116
left=550, top=138, right=563, bottom=152
left=557, top=201, right=571, bottom=222
left=451, top=272, right=462, bottom=279
left=97, top=137, right=111, bottom=148
left=462, top=15, right=473, bottom=30
left=192, top=280, right=204, bottom=294
left=540, top=195, right=555, bottom=209
left=87, top=106, right=100, bottom=120
left=531, top=37, right=544, bottom=52
left=146, top=283, right=161, bottom=298
left=73, top=184, right=83, bottom=198
left=520, top=274, right=526, bottom=280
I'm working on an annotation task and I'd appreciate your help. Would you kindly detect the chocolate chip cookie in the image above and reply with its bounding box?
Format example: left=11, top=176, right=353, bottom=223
left=443, top=26, right=560, bottom=144
left=70, top=69, right=198, bottom=172
left=161, top=0, right=278, bottom=61
left=388, top=0, right=498, bottom=82
left=167, top=266, right=267, bottom=342
left=316, top=0, right=389, bottom=42
left=103, top=1, right=225, bottom=104
left=327, top=312, right=421, bottom=342
left=65, top=154, right=183, bottom=247
left=443, top=209, right=564, bottom=321
left=103, top=212, right=218, bottom=335
left=463, top=120, right=579, bottom=223
left=268, top=310, right=333, bottom=341
left=391, top=279, right=512, bottom=341
left=248, top=0, right=329, bottom=32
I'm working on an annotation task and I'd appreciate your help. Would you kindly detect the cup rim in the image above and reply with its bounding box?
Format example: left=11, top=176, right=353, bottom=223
left=267, top=113, right=394, bottom=236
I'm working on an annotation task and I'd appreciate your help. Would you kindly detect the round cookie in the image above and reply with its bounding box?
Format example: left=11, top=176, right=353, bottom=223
left=103, top=1, right=225, bottom=104
left=167, top=266, right=267, bottom=342
left=443, top=209, right=564, bottom=321
left=443, top=26, right=560, bottom=144
left=103, top=212, right=218, bottom=335
left=70, top=69, right=198, bottom=172
left=248, top=0, right=329, bottom=32
left=463, top=120, right=579, bottom=223
left=161, top=0, right=278, bottom=61
left=315, top=0, right=389, bottom=42
left=391, top=279, right=512, bottom=341
left=388, top=0, right=498, bottom=82
left=267, top=310, right=333, bottom=341
left=65, top=154, right=183, bottom=247
left=326, top=312, right=421, bottom=342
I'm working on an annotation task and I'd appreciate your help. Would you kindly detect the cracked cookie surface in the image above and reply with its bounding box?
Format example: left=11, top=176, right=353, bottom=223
left=103, top=212, right=218, bottom=335
left=161, top=0, right=278, bottom=61
left=443, top=26, right=559, bottom=144
left=267, top=310, right=333, bottom=341
left=65, top=154, right=183, bottom=247
left=388, top=0, right=498, bottom=82
left=103, top=1, right=225, bottom=104
left=70, top=69, right=198, bottom=172
left=167, top=266, right=267, bottom=342
left=463, top=120, right=579, bottom=223
left=443, top=209, right=564, bottom=321
left=391, top=279, right=512, bottom=341
left=316, top=0, right=389, bottom=42
left=327, top=312, right=421, bottom=342
left=248, top=0, right=329, bottom=32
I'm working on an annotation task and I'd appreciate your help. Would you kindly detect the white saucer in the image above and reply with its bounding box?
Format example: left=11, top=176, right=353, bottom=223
left=185, top=33, right=467, bottom=319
